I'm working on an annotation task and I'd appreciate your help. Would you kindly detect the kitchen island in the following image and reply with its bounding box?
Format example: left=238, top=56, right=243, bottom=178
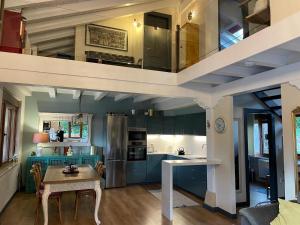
left=161, top=158, right=221, bottom=221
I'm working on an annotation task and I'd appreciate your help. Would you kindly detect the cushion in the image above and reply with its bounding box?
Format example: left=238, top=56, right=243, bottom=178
left=271, top=199, right=300, bottom=225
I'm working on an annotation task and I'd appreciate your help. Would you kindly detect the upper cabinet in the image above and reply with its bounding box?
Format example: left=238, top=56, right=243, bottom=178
left=128, top=113, right=206, bottom=135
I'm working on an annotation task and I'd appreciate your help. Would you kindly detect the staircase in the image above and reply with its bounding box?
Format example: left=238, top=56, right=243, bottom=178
left=253, top=87, right=282, bottom=119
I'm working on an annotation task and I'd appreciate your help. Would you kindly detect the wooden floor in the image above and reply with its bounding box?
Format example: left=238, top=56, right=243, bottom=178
left=0, top=185, right=239, bottom=225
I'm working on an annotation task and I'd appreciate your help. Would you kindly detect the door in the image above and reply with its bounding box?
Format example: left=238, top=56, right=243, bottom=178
left=143, top=12, right=172, bottom=72
left=244, top=109, right=278, bottom=206
left=105, top=160, right=127, bottom=188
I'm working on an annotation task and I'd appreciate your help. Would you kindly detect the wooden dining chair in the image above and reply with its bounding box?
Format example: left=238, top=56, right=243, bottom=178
left=74, top=161, right=105, bottom=220
left=31, top=164, right=63, bottom=225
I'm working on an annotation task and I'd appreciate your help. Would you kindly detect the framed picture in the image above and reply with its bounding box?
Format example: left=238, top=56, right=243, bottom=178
left=85, top=24, right=128, bottom=51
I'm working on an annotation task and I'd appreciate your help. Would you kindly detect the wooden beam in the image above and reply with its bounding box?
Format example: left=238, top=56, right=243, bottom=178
left=72, top=90, right=81, bottom=99
left=48, top=88, right=56, bottom=98
left=115, top=94, right=131, bottom=102
left=30, top=28, right=75, bottom=45
left=94, top=92, right=106, bottom=101
left=133, top=95, right=156, bottom=103
left=26, top=0, right=176, bottom=34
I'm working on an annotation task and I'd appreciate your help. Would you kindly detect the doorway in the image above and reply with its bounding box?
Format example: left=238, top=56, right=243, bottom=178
left=244, top=109, right=278, bottom=206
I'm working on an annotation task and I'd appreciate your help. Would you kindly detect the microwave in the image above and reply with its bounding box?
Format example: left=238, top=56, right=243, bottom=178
left=128, top=127, right=147, bottom=146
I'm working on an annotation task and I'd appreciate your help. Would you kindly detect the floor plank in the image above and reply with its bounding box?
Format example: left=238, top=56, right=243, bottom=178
left=0, top=185, right=239, bottom=225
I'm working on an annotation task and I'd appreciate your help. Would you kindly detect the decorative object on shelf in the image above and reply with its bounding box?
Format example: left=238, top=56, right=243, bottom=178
left=214, top=117, right=226, bottom=134
left=33, top=133, right=49, bottom=156
left=86, top=24, right=128, bottom=51
left=67, top=146, right=73, bottom=156
left=57, top=128, right=64, bottom=142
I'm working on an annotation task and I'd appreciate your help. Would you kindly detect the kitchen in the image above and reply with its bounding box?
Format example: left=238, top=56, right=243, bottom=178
left=0, top=84, right=219, bottom=225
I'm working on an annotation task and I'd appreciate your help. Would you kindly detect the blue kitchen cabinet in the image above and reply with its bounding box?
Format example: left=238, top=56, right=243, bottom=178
left=147, top=116, right=163, bottom=134
left=177, top=165, right=207, bottom=198
left=146, top=154, right=167, bottom=183
left=126, top=161, right=147, bottom=184
left=163, top=117, right=175, bottom=134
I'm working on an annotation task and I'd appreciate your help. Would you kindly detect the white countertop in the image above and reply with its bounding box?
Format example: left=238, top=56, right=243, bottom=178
left=147, top=152, right=206, bottom=160
left=162, top=159, right=221, bottom=166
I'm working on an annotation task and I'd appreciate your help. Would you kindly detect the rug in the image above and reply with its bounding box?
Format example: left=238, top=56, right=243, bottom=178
left=149, top=189, right=199, bottom=208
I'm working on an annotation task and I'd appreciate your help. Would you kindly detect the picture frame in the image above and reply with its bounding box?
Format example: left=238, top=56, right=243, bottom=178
left=85, top=24, right=128, bottom=51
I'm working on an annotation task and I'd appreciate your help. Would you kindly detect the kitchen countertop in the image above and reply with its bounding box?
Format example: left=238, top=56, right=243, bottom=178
left=147, top=152, right=206, bottom=160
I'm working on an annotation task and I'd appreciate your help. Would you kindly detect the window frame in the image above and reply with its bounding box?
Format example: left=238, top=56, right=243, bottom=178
left=253, top=117, right=270, bottom=157
left=0, top=93, right=19, bottom=166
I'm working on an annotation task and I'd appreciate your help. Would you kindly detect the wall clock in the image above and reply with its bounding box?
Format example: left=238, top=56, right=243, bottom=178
left=215, top=117, right=226, bottom=133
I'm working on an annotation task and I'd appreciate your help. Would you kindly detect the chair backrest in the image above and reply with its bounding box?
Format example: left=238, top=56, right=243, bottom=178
left=31, top=163, right=42, bottom=192
left=95, top=161, right=105, bottom=178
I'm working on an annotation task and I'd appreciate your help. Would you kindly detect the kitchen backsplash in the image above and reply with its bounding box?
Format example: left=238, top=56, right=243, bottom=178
left=147, top=135, right=207, bottom=157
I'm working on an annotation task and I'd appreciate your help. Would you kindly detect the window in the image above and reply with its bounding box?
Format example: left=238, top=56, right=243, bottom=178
left=1, top=101, right=19, bottom=165
left=295, top=116, right=300, bottom=155
left=253, top=118, right=270, bottom=156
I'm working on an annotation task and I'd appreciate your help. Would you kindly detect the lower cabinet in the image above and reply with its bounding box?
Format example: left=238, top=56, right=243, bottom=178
left=126, top=161, right=147, bottom=184
left=177, top=165, right=207, bottom=198
left=146, top=154, right=167, bottom=183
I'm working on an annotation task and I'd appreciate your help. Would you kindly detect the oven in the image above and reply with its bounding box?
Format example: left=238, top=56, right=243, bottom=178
left=127, top=128, right=147, bottom=161
left=127, top=145, right=147, bottom=161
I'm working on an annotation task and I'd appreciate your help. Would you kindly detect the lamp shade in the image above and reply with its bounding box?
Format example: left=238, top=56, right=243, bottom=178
left=33, top=133, right=49, bottom=144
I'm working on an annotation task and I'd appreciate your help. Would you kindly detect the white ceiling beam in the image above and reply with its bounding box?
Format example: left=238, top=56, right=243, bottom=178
left=38, top=46, right=74, bottom=57
left=72, top=90, right=81, bottom=99
left=193, top=75, right=238, bottom=85
left=212, top=64, right=267, bottom=78
left=115, top=94, right=131, bottom=102
left=5, top=0, right=88, bottom=10
left=94, top=92, right=106, bottom=101
left=38, top=38, right=74, bottom=51
left=213, top=61, right=300, bottom=102
left=30, top=28, right=75, bottom=45
left=26, top=0, right=177, bottom=34
left=155, top=98, right=197, bottom=111
left=48, top=88, right=56, bottom=98
left=151, top=97, right=173, bottom=104
left=23, top=0, right=155, bottom=22
left=133, top=95, right=157, bottom=103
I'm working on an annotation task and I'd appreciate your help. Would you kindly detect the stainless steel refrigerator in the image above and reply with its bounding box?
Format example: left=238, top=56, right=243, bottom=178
left=105, top=114, right=128, bottom=188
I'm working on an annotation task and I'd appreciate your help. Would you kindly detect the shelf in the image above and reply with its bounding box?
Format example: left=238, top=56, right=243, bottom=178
left=246, top=7, right=270, bottom=25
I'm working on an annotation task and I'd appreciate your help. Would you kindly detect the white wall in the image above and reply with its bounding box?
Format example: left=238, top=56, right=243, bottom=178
left=205, top=96, right=236, bottom=215
left=75, top=14, right=144, bottom=62
left=0, top=164, right=19, bottom=212
left=270, top=0, right=300, bottom=24
left=0, top=86, right=26, bottom=212
left=281, top=83, right=299, bottom=200
left=147, top=134, right=207, bottom=157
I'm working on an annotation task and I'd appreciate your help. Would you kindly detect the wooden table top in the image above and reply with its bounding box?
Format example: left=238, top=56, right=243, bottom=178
left=43, top=165, right=100, bottom=184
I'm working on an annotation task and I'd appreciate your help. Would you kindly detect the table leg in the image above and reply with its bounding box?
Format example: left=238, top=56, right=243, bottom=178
left=94, top=181, right=102, bottom=225
left=42, top=185, right=51, bottom=225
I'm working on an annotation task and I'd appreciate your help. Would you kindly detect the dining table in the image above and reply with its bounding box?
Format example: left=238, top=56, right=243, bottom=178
left=42, top=165, right=101, bottom=225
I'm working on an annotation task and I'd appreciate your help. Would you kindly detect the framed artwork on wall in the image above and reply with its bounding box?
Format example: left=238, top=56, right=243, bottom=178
left=85, top=24, right=128, bottom=51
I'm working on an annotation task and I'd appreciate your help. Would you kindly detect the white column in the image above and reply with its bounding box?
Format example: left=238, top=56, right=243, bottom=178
left=162, top=162, right=173, bottom=221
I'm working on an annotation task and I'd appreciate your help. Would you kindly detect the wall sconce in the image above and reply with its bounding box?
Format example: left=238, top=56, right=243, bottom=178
left=188, top=11, right=194, bottom=22
left=133, top=18, right=141, bottom=28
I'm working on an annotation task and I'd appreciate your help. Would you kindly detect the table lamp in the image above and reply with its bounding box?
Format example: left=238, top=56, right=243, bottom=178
left=33, top=133, right=49, bottom=156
